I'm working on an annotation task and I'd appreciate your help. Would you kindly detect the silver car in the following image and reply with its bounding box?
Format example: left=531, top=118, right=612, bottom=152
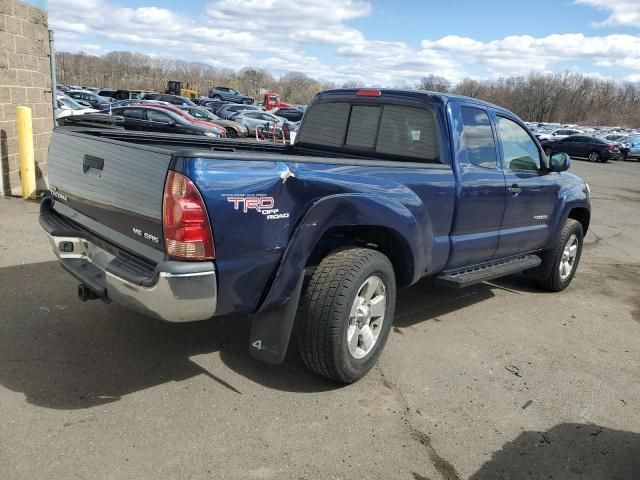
left=231, top=111, right=286, bottom=135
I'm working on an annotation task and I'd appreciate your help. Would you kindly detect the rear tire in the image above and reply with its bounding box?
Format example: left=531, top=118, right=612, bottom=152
left=526, top=219, right=583, bottom=292
left=588, top=151, right=601, bottom=162
left=296, top=248, right=396, bottom=384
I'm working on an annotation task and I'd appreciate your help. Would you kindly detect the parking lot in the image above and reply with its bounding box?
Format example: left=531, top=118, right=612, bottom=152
left=0, top=159, right=638, bottom=479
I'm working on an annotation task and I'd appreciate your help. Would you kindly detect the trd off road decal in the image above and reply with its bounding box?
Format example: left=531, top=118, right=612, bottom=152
left=223, top=194, right=290, bottom=220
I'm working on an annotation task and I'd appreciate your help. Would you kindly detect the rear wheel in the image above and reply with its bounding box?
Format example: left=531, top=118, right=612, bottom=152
left=526, top=219, right=583, bottom=292
left=296, top=248, right=396, bottom=383
left=588, top=151, right=601, bottom=162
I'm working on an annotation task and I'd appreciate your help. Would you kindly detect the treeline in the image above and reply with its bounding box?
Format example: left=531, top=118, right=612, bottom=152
left=56, top=51, right=333, bottom=105
left=418, top=73, right=640, bottom=128
left=56, top=51, right=640, bottom=127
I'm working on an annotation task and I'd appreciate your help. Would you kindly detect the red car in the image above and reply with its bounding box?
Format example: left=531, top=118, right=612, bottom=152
left=149, top=103, right=226, bottom=137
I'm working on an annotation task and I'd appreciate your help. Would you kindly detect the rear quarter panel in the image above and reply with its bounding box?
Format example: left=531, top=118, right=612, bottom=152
left=179, top=156, right=456, bottom=315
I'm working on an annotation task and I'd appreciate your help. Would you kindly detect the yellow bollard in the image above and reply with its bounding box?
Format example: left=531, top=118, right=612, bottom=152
left=17, top=106, right=36, bottom=200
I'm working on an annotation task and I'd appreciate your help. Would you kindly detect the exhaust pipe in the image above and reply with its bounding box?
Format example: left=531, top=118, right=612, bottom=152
left=78, top=284, right=99, bottom=301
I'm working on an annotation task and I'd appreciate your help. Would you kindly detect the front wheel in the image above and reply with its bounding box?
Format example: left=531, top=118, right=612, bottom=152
left=241, top=98, right=253, bottom=104
left=225, top=127, right=238, bottom=138
left=296, top=248, right=396, bottom=383
left=212, top=95, right=221, bottom=101
left=526, top=219, right=583, bottom=291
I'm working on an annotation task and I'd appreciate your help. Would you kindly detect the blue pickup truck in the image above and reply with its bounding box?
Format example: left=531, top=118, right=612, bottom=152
left=41, top=88, right=591, bottom=383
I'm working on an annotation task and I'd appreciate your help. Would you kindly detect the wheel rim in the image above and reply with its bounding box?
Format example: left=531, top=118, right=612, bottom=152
left=589, top=152, right=598, bottom=162
left=347, top=276, right=386, bottom=359
left=559, top=234, right=579, bottom=280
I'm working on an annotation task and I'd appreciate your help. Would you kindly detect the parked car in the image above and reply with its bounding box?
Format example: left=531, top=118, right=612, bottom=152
left=98, top=89, right=143, bottom=101
left=99, top=99, right=171, bottom=109
left=56, top=94, right=99, bottom=118
left=42, top=88, right=590, bottom=384
left=196, top=98, right=230, bottom=111
left=537, top=128, right=583, bottom=141
left=107, top=106, right=222, bottom=137
left=147, top=104, right=227, bottom=137
left=271, top=108, right=304, bottom=122
left=67, top=90, right=112, bottom=110
left=208, top=86, right=254, bottom=104
left=179, top=106, right=249, bottom=137
left=231, top=110, right=286, bottom=135
left=216, top=103, right=262, bottom=120
left=540, top=135, right=620, bottom=162
left=626, top=135, right=640, bottom=161
left=142, top=93, right=199, bottom=108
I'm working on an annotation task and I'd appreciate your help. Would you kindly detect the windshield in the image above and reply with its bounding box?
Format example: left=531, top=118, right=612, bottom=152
left=194, top=108, right=218, bottom=120
left=58, top=96, right=86, bottom=110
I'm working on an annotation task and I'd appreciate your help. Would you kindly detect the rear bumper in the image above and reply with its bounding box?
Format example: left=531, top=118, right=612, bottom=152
left=41, top=205, right=217, bottom=322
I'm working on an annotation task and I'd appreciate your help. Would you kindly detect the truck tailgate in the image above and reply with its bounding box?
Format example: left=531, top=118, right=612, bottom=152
left=47, top=129, right=172, bottom=263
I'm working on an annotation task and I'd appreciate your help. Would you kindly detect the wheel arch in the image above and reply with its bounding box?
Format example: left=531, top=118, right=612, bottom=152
left=256, top=194, right=424, bottom=314
left=568, top=206, right=590, bottom=235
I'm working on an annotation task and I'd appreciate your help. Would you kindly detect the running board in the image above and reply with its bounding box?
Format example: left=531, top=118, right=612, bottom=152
left=435, top=255, right=542, bottom=289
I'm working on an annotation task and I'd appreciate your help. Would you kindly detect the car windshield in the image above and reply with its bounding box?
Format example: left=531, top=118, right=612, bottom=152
left=194, top=108, right=218, bottom=120
left=59, top=96, right=85, bottom=110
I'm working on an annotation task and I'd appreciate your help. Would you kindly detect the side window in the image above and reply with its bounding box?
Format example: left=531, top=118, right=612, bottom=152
left=122, top=108, right=145, bottom=119
left=460, top=107, right=497, bottom=168
left=496, top=116, right=541, bottom=172
left=147, top=110, right=172, bottom=123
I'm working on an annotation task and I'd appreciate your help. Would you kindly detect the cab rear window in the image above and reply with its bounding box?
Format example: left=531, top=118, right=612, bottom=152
left=297, top=102, right=439, bottom=163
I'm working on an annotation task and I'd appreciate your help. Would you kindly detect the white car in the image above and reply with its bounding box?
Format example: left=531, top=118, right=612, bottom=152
left=56, top=95, right=99, bottom=119
left=537, top=128, right=583, bottom=141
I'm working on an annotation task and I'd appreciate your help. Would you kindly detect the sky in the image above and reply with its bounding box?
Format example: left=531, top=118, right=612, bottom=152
left=48, top=0, right=640, bottom=85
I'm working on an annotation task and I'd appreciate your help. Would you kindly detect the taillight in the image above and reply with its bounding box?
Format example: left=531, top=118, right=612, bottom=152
left=163, top=170, right=215, bottom=260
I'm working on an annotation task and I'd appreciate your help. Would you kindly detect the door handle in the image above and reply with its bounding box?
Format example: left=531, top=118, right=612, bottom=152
left=508, top=184, right=522, bottom=195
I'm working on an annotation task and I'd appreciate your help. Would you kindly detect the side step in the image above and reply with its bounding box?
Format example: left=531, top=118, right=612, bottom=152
left=435, top=255, right=542, bottom=289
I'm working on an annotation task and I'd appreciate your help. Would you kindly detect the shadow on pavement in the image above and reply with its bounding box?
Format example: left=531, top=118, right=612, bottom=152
left=0, top=260, right=544, bottom=410
left=469, top=423, right=640, bottom=480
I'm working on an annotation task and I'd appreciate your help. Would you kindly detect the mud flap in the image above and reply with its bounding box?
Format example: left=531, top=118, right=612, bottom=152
left=248, top=274, right=304, bottom=365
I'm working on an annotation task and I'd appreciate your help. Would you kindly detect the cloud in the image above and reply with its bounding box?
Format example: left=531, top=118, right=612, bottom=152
left=420, top=33, right=640, bottom=77
left=575, top=0, right=640, bottom=27
left=48, top=0, right=640, bottom=86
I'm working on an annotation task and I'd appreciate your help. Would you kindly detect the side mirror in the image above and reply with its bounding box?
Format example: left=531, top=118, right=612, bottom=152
left=549, top=152, right=570, bottom=172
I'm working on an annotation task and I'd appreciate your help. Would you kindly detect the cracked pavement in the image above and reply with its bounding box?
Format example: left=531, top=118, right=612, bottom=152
left=0, top=160, right=639, bottom=479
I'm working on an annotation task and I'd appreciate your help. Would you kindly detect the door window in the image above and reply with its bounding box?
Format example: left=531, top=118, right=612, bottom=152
left=147, top=110, right=172, bottom=123
left=496, top=116, right=541, bottom=172
left=460, top=107, right=497, bottom=168
left=121, top=108, right=145, bottom=119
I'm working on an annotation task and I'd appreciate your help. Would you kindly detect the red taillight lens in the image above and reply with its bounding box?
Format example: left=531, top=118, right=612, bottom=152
left=356, top=89, right=382, bottom=97
left=163, top=170, right=215, bottom=260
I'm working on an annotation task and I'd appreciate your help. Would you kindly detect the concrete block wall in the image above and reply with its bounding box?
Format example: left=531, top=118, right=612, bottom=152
left=0, top=0, right=52, bottom=196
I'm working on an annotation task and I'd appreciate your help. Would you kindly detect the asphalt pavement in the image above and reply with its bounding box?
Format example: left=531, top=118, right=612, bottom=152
left=0, top=159, right=638, bottom=479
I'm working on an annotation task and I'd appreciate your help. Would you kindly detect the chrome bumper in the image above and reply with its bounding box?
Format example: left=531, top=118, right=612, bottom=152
left=47, top=234, right=217, bottom=322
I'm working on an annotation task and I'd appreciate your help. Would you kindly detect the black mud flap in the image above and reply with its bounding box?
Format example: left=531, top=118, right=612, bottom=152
left=248, top=274, right=304, bottom=365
